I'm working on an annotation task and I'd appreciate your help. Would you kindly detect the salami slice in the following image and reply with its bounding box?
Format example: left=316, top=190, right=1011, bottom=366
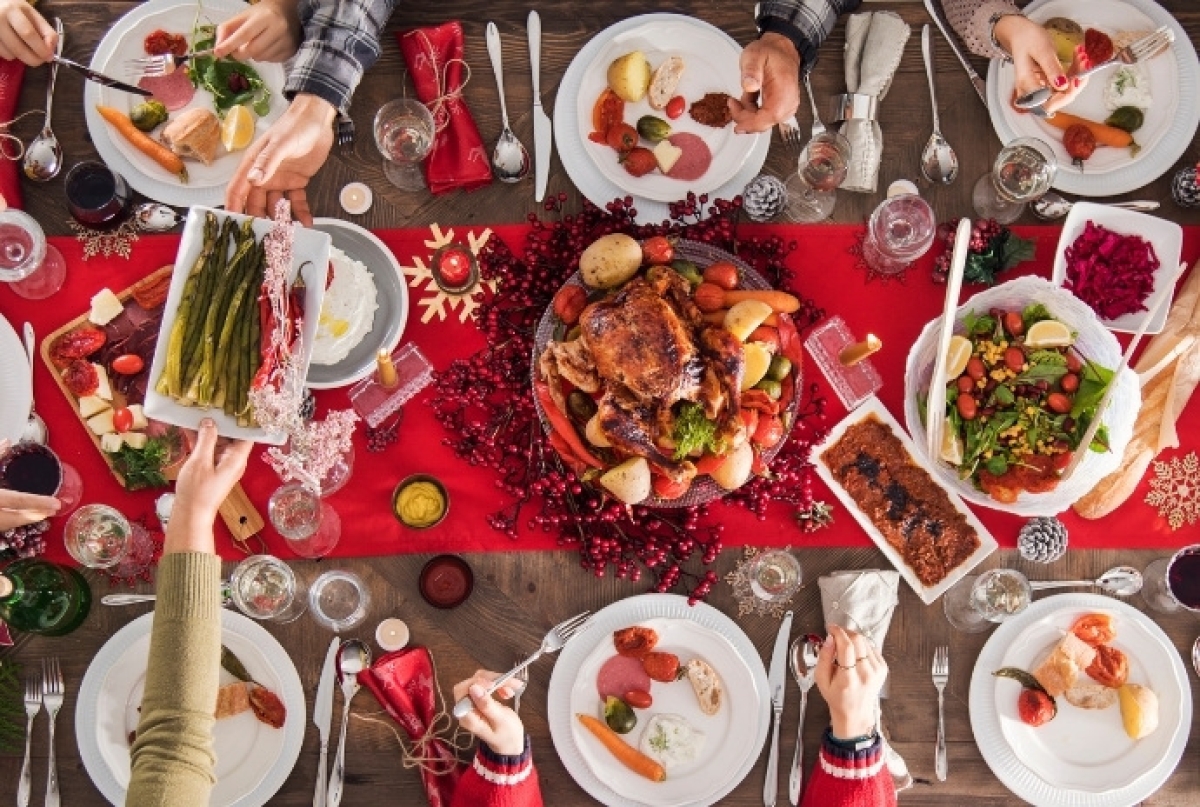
left=138, top=70, right=195, bottom=112
left=665, top=133, right=713, bottom=182
left=596, top=654, right=652, bottom=700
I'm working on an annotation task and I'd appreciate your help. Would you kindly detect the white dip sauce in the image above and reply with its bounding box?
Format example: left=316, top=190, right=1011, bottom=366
left=1104, top=66, right=1152, bottom=111
left=639, top=714, right=706, bottom=770
left=311, top=246, right=379, bottom=366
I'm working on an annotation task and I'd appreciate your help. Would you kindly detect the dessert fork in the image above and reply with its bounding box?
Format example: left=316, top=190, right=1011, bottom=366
left=1015, top=27, right=1174, bottom=109
left=18, top=672, right=40, bottom=807
left=42, top=657, right=63, bottom=807
left=932, top=646, right=948, bottom=782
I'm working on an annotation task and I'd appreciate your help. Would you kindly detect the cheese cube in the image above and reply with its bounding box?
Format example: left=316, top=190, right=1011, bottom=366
left=78, top=395, right=111, bottom=419
left=100, top=433, right=124, bottom=453
left=122, top=432, right=148, bottom=450
left=89, top=288, right=124, bottom=326
left=653, top=139, right=683, bottom=174
left=93, top=364, right=112, bottom=401
left=128, top=404, right=148, bottom=430
left=87, top=409, right=116, bottom=436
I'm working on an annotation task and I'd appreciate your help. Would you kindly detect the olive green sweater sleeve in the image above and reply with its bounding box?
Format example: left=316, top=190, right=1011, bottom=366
left=127, top=552, right=222, bottom=807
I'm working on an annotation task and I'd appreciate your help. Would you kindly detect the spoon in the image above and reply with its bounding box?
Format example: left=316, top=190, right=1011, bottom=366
left=919, top=25, right=959, bottom=185
left=19, top=323, right=47, bottom=444
left=327, top=639, right=371, bottom=807
left=1192, top=637, right=1200, bottom=679
left=23, top=18, right=64, bottom=182
left=485, top=22, right=530, bottom=183
left=1030, top=192, right=1161, bottom=221
left=787, top=635, right=820, bottom=805
left=1028, top=565, right=1143, bottom=596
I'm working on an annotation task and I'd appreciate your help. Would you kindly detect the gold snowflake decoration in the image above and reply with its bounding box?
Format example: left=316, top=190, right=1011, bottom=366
left=1145, top=451, right=1200, bottom=530
left=725, top=546, right=801, bottom=618
left=69, top=219, right=139, bottom=260
left=400, top=223, right=498, bottom=324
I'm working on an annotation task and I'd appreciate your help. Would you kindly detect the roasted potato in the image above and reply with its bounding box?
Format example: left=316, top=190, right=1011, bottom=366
left=741, top=342, right=773, bottom=391
left=724, top=300, right=773, bottom=342
left=607, top=51, right=652, bottom=103
left=585, top=413, right=611, bottom=448
left=600, top=457, right=652, bottom=504
left=580, top=233, right=643, bottom=289
left=710, top=441, right=754, bottom=490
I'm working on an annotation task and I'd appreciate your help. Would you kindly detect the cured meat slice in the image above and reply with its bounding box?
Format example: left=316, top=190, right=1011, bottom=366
left=596, top=654, right=652, bottom=700
left=138, top=70, right=195, bottom=112
left=665, top=133, right=712, bottom=182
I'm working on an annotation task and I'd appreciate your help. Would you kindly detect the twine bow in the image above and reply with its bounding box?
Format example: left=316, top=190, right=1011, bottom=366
left=409, top=29, right=472, bottom=134
left=0, top=109, right=45, bottom=162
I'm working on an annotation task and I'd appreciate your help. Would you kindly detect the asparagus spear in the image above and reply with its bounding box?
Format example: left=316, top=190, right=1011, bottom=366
left=191, top=221, right=256, bottom=406
left=179, top=218, right=232, bottom=398
left=155, top=214, right=217, bottom=398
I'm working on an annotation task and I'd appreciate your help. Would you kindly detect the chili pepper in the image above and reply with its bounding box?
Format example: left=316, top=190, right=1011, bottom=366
left=535, top=381, right=604, bottom=468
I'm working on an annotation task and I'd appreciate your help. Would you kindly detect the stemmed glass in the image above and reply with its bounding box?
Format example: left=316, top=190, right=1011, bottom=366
left=268, top=483, right=341, bottom=559
left=374, top=99, right=436, bottom=191
left=943, top=569, right=1033, bottom=633
left=230, top=554, right=307, bottom=623
left=0, top=441, right=82, bottom=514
left=972, top=136, right=1057, bottom=225
left=860, top=193, right=937, bottom=275
left=1142, top=545, right=1200, bottom=615
left=0, top=208, right=66, bottom=299
left=782, top=131, right=851, bottom=223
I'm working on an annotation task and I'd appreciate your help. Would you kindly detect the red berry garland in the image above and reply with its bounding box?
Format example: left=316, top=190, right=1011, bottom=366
left=428, top=194, right=830, bottom=603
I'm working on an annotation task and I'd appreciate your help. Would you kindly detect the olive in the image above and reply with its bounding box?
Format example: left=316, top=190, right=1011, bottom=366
left=670, top=259, right=703, bottom=285
left=636, top=115, right=672, bottom=143
left=568, top=390, right=598, bottom=421
left=604, top=696, right=637, bottom=734
left=767, top=355, right=793, bottom=382
left=755, top=378, right=782, bottom=400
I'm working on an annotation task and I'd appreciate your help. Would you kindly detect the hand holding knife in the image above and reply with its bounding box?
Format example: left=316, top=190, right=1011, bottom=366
left=764, top=610, right=793, bottom=807
left=55, top=54, right=151, bottom=97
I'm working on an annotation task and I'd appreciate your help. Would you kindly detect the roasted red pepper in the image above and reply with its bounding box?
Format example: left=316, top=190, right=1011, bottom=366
left=535, top=381, right=604, bottom=469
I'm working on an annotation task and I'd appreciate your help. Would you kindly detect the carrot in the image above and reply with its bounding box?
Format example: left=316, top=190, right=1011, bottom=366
left=1043, top=111, right=1135, bottom=149
left=702, top=309, right=778, bottom=326
left=96, top=105, right=188, bottom=182
left=534, top=381, right=604, bottom=469
left=721, top=289, right=800, bottom=313
left=576, top=714, right=667, bottom=782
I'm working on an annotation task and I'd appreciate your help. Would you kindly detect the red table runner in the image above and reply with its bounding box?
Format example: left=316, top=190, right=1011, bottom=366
left=4, top=222, right=1197, bottom=564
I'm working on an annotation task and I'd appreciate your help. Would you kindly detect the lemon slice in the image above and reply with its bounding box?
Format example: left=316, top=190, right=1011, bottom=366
left=1025, top=320, right=1073, bottom=349
left=221, top=105, right=255, bottom=152
left=939, top=416, right=963, bottom=465
left=943, top=335, right=973, bottom=378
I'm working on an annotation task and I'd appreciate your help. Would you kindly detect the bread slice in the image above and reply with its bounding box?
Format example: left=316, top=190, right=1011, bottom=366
left=214, top=681, right=251, bottom=719
left=648, top=56, right=685, bottom=110
left=161, top=108, right=221, bottom=166
left=685, top=658, right=723, bottom=715
left=1064, top=681, right=1118, bottom=710
left=1033, top=633, right=1097, bottom=697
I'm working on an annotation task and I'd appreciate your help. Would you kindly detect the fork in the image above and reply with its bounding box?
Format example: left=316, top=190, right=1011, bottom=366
left=802, top=69, right=825, bottom=139
left=125, top=50, right=212, bottom=79
left=18, top=672, right=40, bottom=807
left=512, top=658, right=529, bottom=714
left=932, top=646, right=949, bottom=782
left=1015, top=26, right=1174, bottom=109
left=42, top=657, right=63, bottom=807
left=452, top=611, right=592, bottom=719
left=777, top=115, right=802, bottom=149
left=335, top=116, right=356, bottom=148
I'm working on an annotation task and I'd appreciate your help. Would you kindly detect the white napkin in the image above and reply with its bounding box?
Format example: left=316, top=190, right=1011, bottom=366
left=819, top=570, right=912, bottom=795
left=839, top=11, right=911, bottom=193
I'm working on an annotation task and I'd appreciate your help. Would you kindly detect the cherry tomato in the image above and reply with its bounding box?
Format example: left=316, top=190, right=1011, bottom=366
left=966, top=356, right=986, bottom=381
left=1018, top=689, right=1056, bottom=727
left=694, top=453, right=726, bottom=475
left=1046, top=392, right=1072, bottom=414
left=623, top=690, right=653, bottom=709
left=652, top=474, right=690, bottom=500
left=613, top=626, right=658, bottom=658
left=111, top=354, right=145, bottom=375
left=693, top=282, right=726, bottom=312
left=748, top=326, right=781, bottom=352
left=1004, top=347, right=1026, bottom=372
left=1004, top=311, right=1025, bottom=337
left=702, top=261, right=740, bottom=290
left=1060, top=373, right=1079, bottom=393
left=642, top=652, right=680, bottom=683
left=1065, top=351, right=1084, bottom=374
left=641, top=236, right=674, bottom=266
left=1087, top=645, right=1129, bottom=688
left=1063, top=124, right=1097, bottom=164
left=956, top=393, right=978, bottom=421
left=956, top=375, right=976, bottom=394
left=606, top=123, right=638, bottom=153
left=553, top=285, right=589, bottom=325
left=1071, top=613, right=1116, bottom=647
left=752, top=415, right=784, bottom=449
left=112, top=407, right=134, bottom=434
left=664, top=96, right=686, bottom=120
left=621, top=147, right=657, bottom=177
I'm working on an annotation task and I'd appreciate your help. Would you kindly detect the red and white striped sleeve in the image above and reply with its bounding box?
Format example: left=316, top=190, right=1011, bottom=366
left=449, top=738, right=544, bottom=807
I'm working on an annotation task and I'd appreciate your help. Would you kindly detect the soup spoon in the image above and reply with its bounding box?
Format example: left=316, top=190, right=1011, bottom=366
left=1028, top=566, right=1143, bottom=596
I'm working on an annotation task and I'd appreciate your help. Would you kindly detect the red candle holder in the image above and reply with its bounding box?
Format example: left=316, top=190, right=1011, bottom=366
left=430, top=244, right=479, bottom=294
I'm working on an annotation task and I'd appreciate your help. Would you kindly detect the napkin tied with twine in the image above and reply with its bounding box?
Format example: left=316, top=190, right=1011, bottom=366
left=819, top=569, right=911, bottom=795
left=0, top=58, right=26, bottom=209
left=839, top=12, right=910, bottom=194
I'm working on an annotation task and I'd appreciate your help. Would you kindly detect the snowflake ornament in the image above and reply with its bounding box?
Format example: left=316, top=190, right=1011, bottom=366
left=69, top=218, right=140, bottom=259
left=1145, top=451, right=1200, bottom=530
left=400, top=223, right=498, bottom=323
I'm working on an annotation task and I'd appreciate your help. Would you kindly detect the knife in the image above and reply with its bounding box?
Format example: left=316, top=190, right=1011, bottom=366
left=923, top=0, right=987, bottom=109
left=764, top=610, right=793, bottom=807
left=312, top=637, right=339, bottom=807
left=56, top=55, right=151, bottom=97
left=527, top=10, right=553, bottom=202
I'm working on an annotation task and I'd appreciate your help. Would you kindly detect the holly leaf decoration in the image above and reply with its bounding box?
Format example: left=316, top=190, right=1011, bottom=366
left=962, top=230, right=1038, bottom=286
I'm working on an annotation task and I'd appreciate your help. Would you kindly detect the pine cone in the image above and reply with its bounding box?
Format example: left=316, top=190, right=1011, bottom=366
left=1017, top=516, right=1069, bottom=563
left=742, top=175, right=787, bottom=222
left=1172, top=165, right=1200, bottom=208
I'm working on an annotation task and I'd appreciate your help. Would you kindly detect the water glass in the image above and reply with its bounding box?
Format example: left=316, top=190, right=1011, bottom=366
left=860, top=193, right=936, bottom=275
left=374, top=99, right=436, bottom=191
left=63, top=504, right=131, bottom=568
left=782, top=131, right=851, bottom=223
left=65, top=161, right=132, bottom=229
left=0, top=209, right=66, bottom=299
left=972, top=136, right=1057, bottom=225
left=309, top=570, right=370, bottom=632
left=747, top=550, right=803, bottom=602
left=943, top=569, right=1032, bottom=632
left=268, top=483, right=341, bottom=559
left=230, top=554, right=307, bottom=623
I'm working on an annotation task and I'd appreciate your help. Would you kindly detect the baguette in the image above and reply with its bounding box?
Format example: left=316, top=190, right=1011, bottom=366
left=684, top=658, right=723, bottom=715
left=648, top=56, right=685, bottom=110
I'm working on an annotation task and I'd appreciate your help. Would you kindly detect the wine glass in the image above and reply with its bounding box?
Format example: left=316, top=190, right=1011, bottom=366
left=943, top=569, right=1032, bottom=632
left=972, top=136, right=1057, bottom=225
left=746, top=550, right=803, bottom=602
left=268, top=483, right=341, bottom=559
left=64, top=161, right=132, bottom=229
left=1142, top=545, right=1200, bottom=615
left=63, top=504, right=131, bottom=568
left=860, top=193, right=936, bottom=275
left=374, top=99, right=436, bottom=191
left=230, top=554, right=307, bottom=623
left=782, top=131, right=851, bottom=223
left=0, top=209, right=66, bottom=299
left=0, top=441, right=82, bottom=514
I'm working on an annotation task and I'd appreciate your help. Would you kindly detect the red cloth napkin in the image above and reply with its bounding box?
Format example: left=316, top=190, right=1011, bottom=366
left=0, top=58, right=26, bottom=209
left=357, top=647, right=465, bottom=807
left=397, top=23, right=492, bottom=195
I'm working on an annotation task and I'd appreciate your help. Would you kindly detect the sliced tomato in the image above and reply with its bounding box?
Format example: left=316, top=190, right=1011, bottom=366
left=652, top=474, right=690, bottom=500
left=592, top=88, right=625, bottom=134
left=694, top=453, right=726, bottom=475
left=752, top=415, right=784, bottom=449
left=606, top=123, right=638, bottom=153
left=775, top=312, right=805, bottom=368
left=1071, top=613, right=1116, bottom=647
left=741, top=390, right=781, bottom=415
left=739, top=407, right=759, bottom=437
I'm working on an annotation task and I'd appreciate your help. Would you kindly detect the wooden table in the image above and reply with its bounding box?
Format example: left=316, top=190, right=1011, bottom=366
left=3, top=2, right=1200, bottom=806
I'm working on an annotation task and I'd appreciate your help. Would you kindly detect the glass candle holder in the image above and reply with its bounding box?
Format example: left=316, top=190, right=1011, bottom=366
left=230, top=554, right=307, bottom=623
left=747, top=550, right=803, bottom=602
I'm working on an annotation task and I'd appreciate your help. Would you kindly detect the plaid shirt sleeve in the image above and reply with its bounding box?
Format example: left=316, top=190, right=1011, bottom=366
left=284, top=0, right=397, bottom=114
left=756, top=0, right=863, bottom=69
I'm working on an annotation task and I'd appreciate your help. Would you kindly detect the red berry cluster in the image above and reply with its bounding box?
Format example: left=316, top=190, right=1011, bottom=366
left=932, top=218, right=1003, bottom=283
left=365, top=418, right=401, bottom=453
left=0, top=518, right=49, bottom=561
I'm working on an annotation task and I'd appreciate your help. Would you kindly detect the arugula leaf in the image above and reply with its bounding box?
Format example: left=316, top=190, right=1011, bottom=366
left=1015, top=363, right=1068, bottom=385
left=991, top=385, right=1015, bottom=406
left=672, top=402, right=720, bottom=460
left=1027, top=349, right=1066, bottom=367
left=963, top=310, right=995, bottom=336
left=1070, top=361, right=1115, bottom=419
left=1022, top=303, right=1053, bottom=329
left=189, top=24, right=271, bottom=116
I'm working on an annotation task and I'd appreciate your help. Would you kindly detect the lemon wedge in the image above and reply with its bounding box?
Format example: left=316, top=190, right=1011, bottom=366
left=939, top=416, right=963, bottom=465
left=1025, top=320, right=1073, bottom=349
left=221, top=105, right=255, bottom=152
left=944, top=335, right=973, bottom=378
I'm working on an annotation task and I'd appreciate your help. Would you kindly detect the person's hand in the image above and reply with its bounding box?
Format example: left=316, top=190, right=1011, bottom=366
left=0, top=489, right=60, bottom=531
left=0, top=0, right=56, bottom=65
left=729, top=32, right=801, bottom=134
left=453, top=670, right=526, bottom=756
left=995, top=15, right=1086, bottom=115
left=814, top=625, right=888, bottom=740
left=168, top=419, right=253, bottom=550
left=225, top=93, right=336, bottom=226
left=214, top=0, right=301, bottom=63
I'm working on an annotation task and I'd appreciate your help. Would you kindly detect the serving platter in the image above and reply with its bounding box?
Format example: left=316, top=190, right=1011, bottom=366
left=0, top=313, right=32, bottom=446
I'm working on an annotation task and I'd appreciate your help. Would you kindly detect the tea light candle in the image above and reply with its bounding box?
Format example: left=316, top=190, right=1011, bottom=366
left=839, top=334, right=882, bottom=366
left=886, top=179, right=919, bottom=198
left=377, top=348, right=398, bottom=390
left=339, top=183, right=373, bottom=215
left=376, top=618, right=410, bottom=652
left=434, top=245, right=474, bottom=289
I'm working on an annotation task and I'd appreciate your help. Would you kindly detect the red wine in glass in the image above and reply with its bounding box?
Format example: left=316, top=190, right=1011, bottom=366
left=1166, top=547, right=1200, bottom=611
left=65, top=161, right=131, bottom=229
left=0, top=442, right=62, bottom=496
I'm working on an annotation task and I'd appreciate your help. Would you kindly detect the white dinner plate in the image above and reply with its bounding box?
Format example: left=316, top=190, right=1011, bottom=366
left=305, top=218, right=408, bottom=390
left=986, top=0, right=1200, bottom=197
left=970, top=594, right=1191, bottom=806
left=76, top=609, right=306, bottom=807
left=0, top=314, right=31, bottom=445
left=548, top=594, right=769, bottom=807
left=83, top=0, right=287, bottom=207
left=556, top=14, right=769, bottom=224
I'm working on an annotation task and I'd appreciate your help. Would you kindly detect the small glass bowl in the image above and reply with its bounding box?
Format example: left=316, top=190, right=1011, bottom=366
left=309, top=570, right=370, bottom=632
left=392, top=474, right=449, bottom=529
left=419, top=555, right=474, bottom=609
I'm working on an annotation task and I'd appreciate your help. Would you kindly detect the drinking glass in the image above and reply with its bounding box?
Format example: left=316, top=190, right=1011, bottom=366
left=65, top=161, right=132, bottom=229
left=374, top=99, right=436, bottom=191
left=0, top=209, right=66, bottom=299
left=782, top=131, right=851, bottom=223
left=0, top=442, right=82, bottom=514
left=860, top=193, right=936, bottom=275
left=63, top=504, right=131, bottom=568
left=943, top=569, right=1032, bottom=632
left=972, top=137, right=1057, bottom=225
left=268, top=483, right=341, bottom=559
left=230, top=554, right=307, bottom=623
left=1142, top=545, right=1200, bottom=615
left=309, top=570, right=370, bottom=632
left=747, top=550, right=803, bottom=602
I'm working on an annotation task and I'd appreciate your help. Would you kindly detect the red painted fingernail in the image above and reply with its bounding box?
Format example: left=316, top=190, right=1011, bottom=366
left=1074, top=78, right=1082, bottom=88
left=1054, top=75, right=1067, bottom=88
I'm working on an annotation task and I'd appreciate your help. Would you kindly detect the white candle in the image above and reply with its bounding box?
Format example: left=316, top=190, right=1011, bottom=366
left=340, top=183, right=373, bottom=215
left=376, top=618, right=410, bottom=652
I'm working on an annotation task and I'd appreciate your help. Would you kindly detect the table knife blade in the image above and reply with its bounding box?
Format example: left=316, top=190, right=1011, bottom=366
left=312, top=637, right=339, bottom=807
left=923, top=0, right=987, bottom=108
left=55, top=56, right=151, bottom=97
left=528, top=10, right=553, bottom=202
left=764, top=610, right=793, bottom=807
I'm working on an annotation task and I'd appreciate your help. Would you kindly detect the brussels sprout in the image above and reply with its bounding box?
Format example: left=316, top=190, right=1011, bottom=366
left=130, top=100, right=169, bottom=132
left=604, top=696, right=637, bottom=734
left=568, top=390, right=598, bottom=421
left=670, top=258, right=703, bottom=285
left=755, top=378, right=782, bottom=400
left=766, top=355, right=792, bottom=382
left=1105, top=106, right=1145, bottom=133
left=636, top=115, right=672, bottom=144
